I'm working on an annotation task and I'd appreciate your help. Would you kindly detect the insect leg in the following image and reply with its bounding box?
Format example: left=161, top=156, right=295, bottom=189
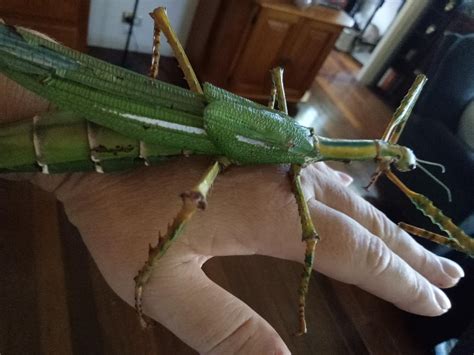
left=268, top=70, right=277, bottom=109
left=385, top=170, right=473, bottom=257
left=149, top=20, right=161, bottom=79
left=289, top=164, right=320, bottom=335
left=270, top=67, right=288, bottom=114
left=149, top=7, right=202, bottom=94
left=382, top=74, right=427, bottom=144
left=366, top=75, right=427, bottom=189
left=270, top=67, right=319, bottom=335
left=398, top=222, right=466, bottom=253
left=134, top=160, right=224, bottom=327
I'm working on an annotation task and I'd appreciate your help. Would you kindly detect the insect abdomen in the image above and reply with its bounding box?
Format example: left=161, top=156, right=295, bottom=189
left=0, top=118, right=38, bottom=172
left=0, top=112, right=182, bottom=173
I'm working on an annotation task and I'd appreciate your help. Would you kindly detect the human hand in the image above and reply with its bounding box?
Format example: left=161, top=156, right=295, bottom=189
left=1, top=75, right=464, bottom=354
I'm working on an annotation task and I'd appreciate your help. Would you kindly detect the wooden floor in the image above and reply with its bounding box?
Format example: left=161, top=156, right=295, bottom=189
left=0, top=51, right=430, bottom=354
left=296, top=50, right=392, bottom=199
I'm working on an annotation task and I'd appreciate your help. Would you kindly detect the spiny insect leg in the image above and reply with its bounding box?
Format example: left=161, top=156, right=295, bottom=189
left=385, top=170, right=473, bottom=256
left=149, top=7, right=202, bottom=94
left=270, top=67, right=319, bottom=335
left=149, top=21, right=161, bottom=79
left=290, top=164, right=320, bottom=336
left=134, top=160, right=223, bottom=327
left=398, top=222, right=466, bottom=253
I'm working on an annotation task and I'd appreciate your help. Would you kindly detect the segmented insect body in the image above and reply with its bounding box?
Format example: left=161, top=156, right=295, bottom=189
left=0, top=24, right=416, bottom=176
left=0, top=8, right=472, bottom=336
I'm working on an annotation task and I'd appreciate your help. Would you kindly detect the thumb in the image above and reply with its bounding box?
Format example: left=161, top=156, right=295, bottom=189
left=135, top=258, right=290, bottom=354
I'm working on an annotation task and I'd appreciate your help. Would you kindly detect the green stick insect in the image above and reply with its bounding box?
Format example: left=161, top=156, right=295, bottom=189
left=0, top=7, right=473, bottom=336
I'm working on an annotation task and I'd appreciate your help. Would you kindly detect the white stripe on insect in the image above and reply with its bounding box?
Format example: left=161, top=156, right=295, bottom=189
left=100, top=108, right=207, bottom=135
left=236, top=135, right=271, bottom=148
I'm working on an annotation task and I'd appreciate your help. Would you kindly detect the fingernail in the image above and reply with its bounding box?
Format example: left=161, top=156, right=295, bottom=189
left=442, top=259, right=465, bottom=279
left=434, top=288, right=451, bottom=312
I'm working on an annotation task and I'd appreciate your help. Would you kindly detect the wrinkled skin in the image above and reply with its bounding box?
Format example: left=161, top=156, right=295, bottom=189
left=1, top=75, right=464, bottom=354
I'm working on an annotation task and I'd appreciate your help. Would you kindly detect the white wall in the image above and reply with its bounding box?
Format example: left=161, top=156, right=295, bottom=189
left=357, top=0, right=430, bottom=85
left=87, top=0, right=199, bottom=56
left=371, top=0, right=403, bottom=37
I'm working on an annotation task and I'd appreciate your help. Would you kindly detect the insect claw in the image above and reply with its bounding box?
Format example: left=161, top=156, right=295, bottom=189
left=294, top=327, right=307, bottom=337
left=198, top=199, right=207, bottom=210
left=139, top=317, right=149, bottom=329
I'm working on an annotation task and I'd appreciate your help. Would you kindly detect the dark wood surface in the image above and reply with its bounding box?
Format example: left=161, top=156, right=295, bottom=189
left=186, top=0, right=259, bottom=88
left=0, top=51, right=429, bottom=354
left=0, top=0, right=90, bottom=51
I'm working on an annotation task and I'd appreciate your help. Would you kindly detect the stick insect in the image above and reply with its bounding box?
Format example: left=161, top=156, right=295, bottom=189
left=0, top=7, right=472, bottom=336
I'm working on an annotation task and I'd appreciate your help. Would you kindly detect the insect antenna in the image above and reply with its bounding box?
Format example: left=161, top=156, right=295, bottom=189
left=416, top=158, right=446, bottom=173
left=416, top=162, right=452, bottom=202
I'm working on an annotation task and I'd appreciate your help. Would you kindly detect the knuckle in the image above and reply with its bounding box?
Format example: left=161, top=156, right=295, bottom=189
left=364, top=236, right=392, bottom=277
left=408, top=276, right=424, bottom=302
left=367, top=208, right=389, bottom=240
left=416, top=249, right=429, bottom=271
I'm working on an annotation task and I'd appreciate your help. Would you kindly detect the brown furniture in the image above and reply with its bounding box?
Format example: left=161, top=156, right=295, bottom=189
left=187, top=0, right=353, bottom=102
left=0, top=0, right=90, bottom=51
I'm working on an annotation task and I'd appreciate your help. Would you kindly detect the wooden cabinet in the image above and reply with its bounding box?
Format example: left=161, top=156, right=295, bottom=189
left=187, top=0, right=353, bottom=102
left=0, top=0, right=90, bottom=51
left=229, top=7, right=300, bottom=98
